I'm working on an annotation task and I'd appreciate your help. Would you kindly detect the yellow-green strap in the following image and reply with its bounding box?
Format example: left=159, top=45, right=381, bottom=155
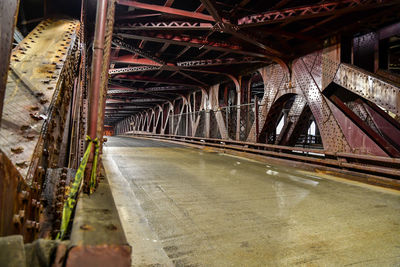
left=57, top=136, right=95, bottom=240
left=90, top=138, right=100, bottom=194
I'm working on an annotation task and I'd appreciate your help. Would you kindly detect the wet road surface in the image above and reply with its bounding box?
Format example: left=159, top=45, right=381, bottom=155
left=103, top=136, right=400, bottom=266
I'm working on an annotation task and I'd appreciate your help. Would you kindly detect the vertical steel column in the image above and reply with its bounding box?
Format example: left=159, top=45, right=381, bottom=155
left=86, top=0, right=108, bottom=191
left=0, top=0, right=20, bottom=124
left=98, top=0, right=116, bottom=144
left=88, top=0, right=107, bottom=140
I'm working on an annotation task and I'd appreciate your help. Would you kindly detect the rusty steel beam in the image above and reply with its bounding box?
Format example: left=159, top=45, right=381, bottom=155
left=177, top=57, right=266, bottom=67
left=109, top=57, right=262, bottom=76
left=106, top=109, right=145, bottom=113
left=116, top=13, right=163, bottom=20
left=117, top=0, right=215, bottom=21
left=334, top=63, right=400, bottom=117
left=110, top=56, right=162, bottom=65
left=115, top=21, right=214, bottom=30
left=238, top=0, right=393, bottom=27
left=112, top=74, right=201, bottom=87
left=106, top=98, right=166, bottom=103
left=0, top=0, right=20, bottom=124
left=329, top=95, right=400, bottom=157
left=195, top=3, right=206, bottom=13
left=108, top=89, right=137, bottom=94
left=115, top=33, right=269, bottom=58
left=112, top=37, right=166, bottom=64
left=164, top=0, right=174, bottom=7
left=0, top=19, right=81, bottom=241
left=0, top=149, right=30, bottom=239
left=109, top=66, right=160, bottom=74
left=106, top=105, right=151, bottom=109
left=109, top=84, right=191, bottom=92
left=1, top=19, right=80, bottom=179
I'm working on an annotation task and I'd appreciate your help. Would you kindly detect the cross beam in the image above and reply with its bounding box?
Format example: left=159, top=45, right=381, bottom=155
left=117, top=0, right=215, bottom=22
left=112, top=74, right=201, bottom=87
left=115, top=33, right=268, bottom=58
left=108, top=83, right=193, bottom=92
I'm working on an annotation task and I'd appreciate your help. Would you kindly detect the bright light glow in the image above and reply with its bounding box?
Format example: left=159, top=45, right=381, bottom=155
left=276, top=115, right=285, bottom=135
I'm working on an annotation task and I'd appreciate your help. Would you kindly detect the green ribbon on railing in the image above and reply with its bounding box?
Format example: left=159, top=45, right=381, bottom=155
left=90, top=138, right=100, bottom=194
left=57, top=136, right=99, bottom=240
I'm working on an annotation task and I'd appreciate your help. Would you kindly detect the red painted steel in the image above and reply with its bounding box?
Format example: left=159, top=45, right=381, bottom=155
left=238, top=0, right=393, bottom=27
left=117, top=0, right=215, bottom=22
left=88, top=0, right=108, bottom=141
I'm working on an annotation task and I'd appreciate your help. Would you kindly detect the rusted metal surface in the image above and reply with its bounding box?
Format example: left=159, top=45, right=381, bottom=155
left=0, top=149, right=31, bottom=240
left=293, top=50, right=351, bottom=153
left=328, top=95, right=394, bottom=156
left=0, top=19, right=80, bottom=179
left=40, top=168, right=75, bottom=239
left=0, top=19, right=80, bottom=242
left=334, top=63, right=400, bottom=117
left=0, top=0, right=20, bottom=123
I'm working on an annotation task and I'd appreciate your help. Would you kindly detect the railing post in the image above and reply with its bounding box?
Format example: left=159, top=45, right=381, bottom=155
left=255, top=96, right=259, bottom=143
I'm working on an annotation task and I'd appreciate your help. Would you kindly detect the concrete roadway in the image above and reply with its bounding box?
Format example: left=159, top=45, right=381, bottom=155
left=103, top=136, right=400, bottom=266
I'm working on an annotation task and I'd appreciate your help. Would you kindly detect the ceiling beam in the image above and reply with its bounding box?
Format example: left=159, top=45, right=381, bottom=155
left=115, top=22, right=214, bottom=31
left=109, top=65, right=160, bottom=75
left=110, top=56, right=162, bottom=65
left=112, top=74, right=201, bottom=87
left=164, top=0, right=174, bottom=7
left=112, top=37, right=165, bottom=64
left=116, top=13, right=163, bottom=20
left=177, top=57, right=267, bottom=67
left=195, top=3, right=206, bottom=13
left=106, top=98, right=166, bottom=103
left=117, top=0, right=215, bottom=22
left=199, top=0, right=283, bottom=57
left=109, top=82, right=195, bottom=92
left=115, top=33, right=269, bottom=58
left=238, top=0, right=395, bottom=27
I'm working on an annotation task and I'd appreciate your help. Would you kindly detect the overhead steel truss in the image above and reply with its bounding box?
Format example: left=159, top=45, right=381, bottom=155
left=238, top=0, right=393, bottom=27
left=115, top=21, right=214, bottom=30
left=114, top=33, right=269, bottom=58
left=109, top=65, right=160, bottom=74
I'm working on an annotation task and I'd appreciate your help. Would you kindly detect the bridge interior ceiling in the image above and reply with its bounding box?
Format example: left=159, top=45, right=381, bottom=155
left=106, top=0, right=400, bottom=126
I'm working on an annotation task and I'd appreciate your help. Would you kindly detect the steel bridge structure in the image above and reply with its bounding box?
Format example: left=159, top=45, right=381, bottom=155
left=0, top=0, right=400, bottom=266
